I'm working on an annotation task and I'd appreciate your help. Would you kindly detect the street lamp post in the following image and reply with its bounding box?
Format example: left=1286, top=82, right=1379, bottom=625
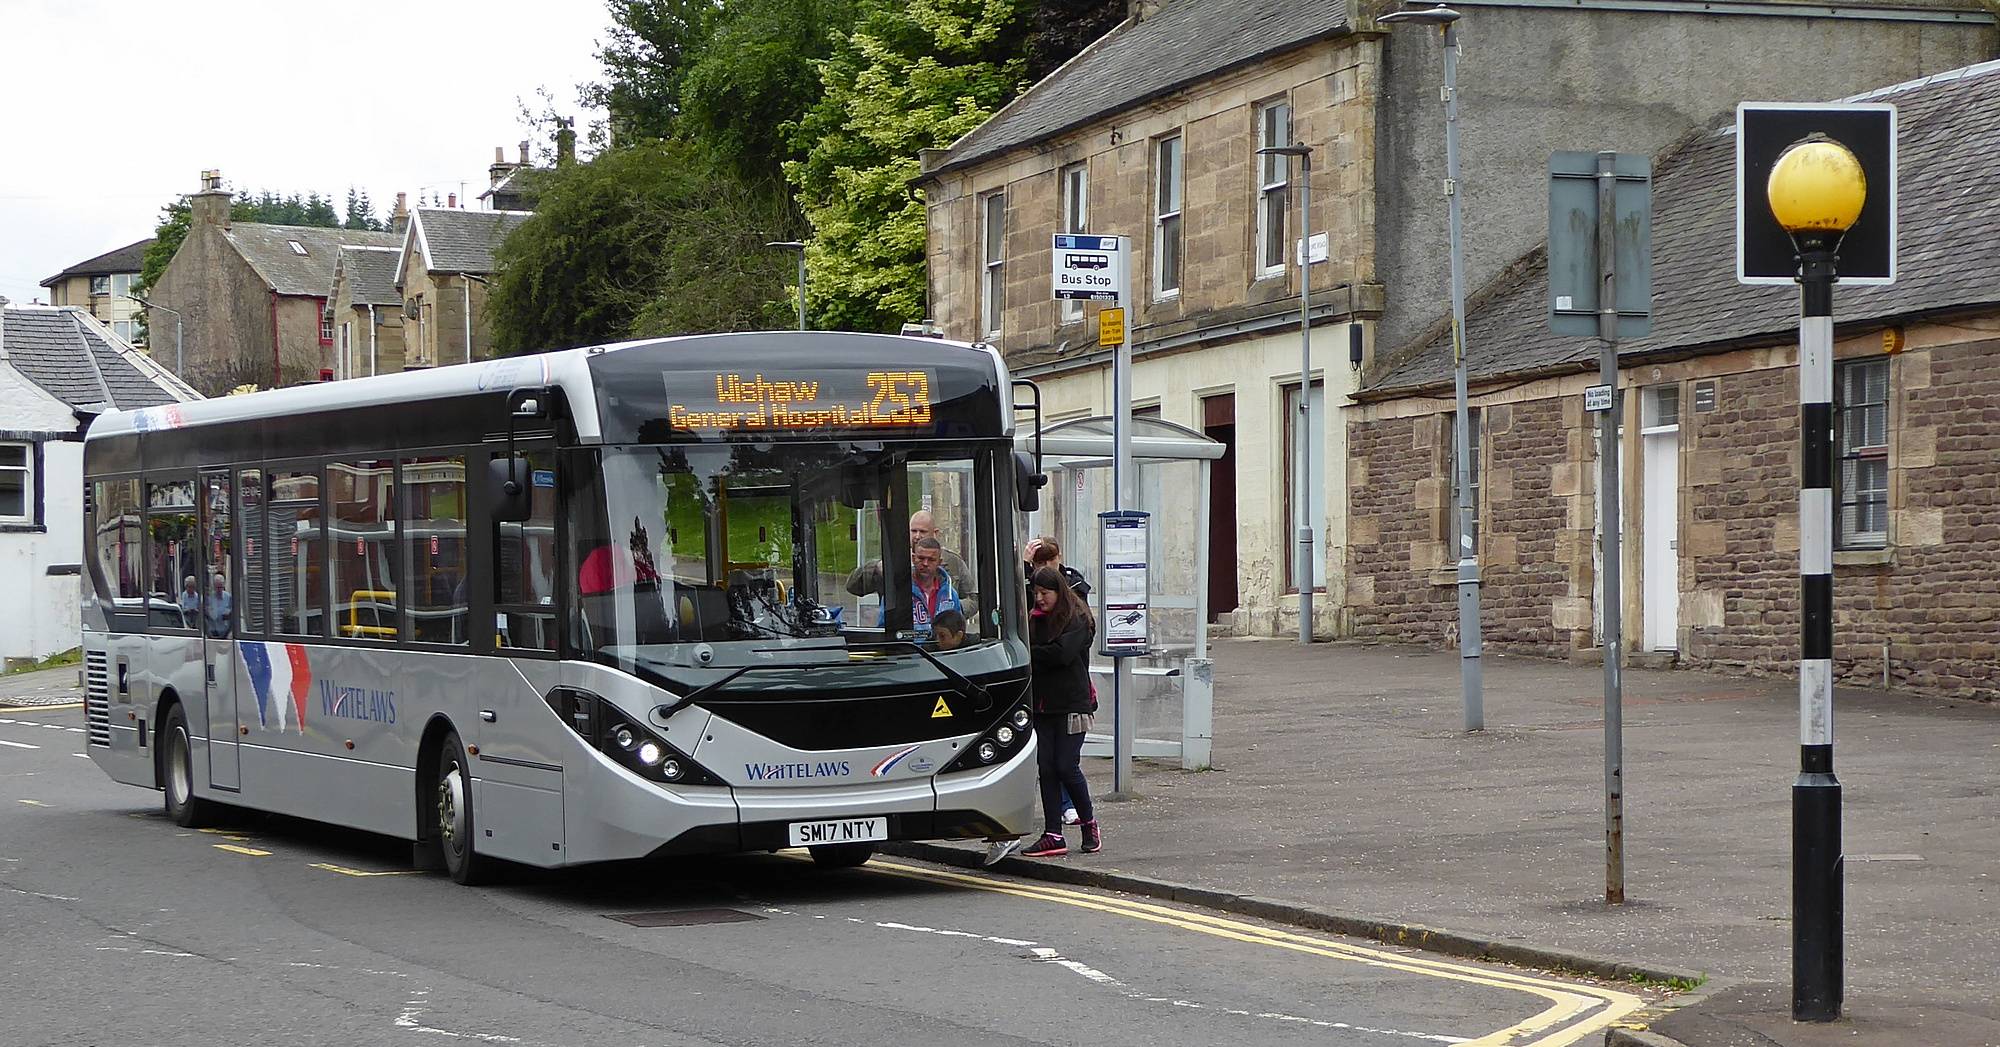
left=1259, top=142, right=1316, bottom=644
left=1380, top=2, right=1482, bottom=730
left=128, top=293, right=184, bottom=377
left=1766, top=133, right=1866, bottom=1023
left=766, top=241, right=807, bottom=331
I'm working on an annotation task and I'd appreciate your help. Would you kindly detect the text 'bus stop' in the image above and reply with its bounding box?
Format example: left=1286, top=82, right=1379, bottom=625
left=1019, top=415, right=1226, bottom=770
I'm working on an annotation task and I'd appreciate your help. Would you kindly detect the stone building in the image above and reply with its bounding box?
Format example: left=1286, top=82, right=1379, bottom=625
left=39, top=239, right=152, bottom=347
left=146, top=171, right=400, bottom=394
left=0, top=305, right=197, bottom=665
left=393, top=208, right=532, bottom=368
left=1345, top=60, right=2000, bottom=698
left=918, top=0, right=1993, bottom=637
left=326, top=244, right=407, bottom=378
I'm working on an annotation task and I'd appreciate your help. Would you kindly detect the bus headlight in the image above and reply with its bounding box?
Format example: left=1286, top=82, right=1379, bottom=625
left=547, top=689, right=726, bottom=787
left=940, top=700, right=1035, bottom=774
left=976, top=741, right=999, bottom=764
left=994, top=726, right=1015, bottom=746
left=1011, top=708, right=1031, bottom=731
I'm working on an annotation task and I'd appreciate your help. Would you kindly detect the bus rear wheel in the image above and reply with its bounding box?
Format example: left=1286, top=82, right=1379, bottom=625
left=161, top=704, right=219, bottom=828
left=432, top=730, right=496, bottom=886
left=809, top=843, right=875, bottom=869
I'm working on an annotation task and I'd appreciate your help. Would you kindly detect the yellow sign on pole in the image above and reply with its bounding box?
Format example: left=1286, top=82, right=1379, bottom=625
left=1098, top=307, right=1125, bottom=347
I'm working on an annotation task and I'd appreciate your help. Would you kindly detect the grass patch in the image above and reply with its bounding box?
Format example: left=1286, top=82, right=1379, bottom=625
left=5, top=647, right=81, bottom=675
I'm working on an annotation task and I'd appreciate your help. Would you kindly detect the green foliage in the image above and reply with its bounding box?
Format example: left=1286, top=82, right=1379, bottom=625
left=1022, top=0, right=1123, bottom=81
left=787, top=0, right=1030, bottom=332
left=585, top=0, right=717, bottom=143
left=138, top=200, right=193, bottom=297
left=677, top=0, right=857, bottom=182
left=486, top=140, right=800, bottom=356
left=342, top=188, right=385, bottom=231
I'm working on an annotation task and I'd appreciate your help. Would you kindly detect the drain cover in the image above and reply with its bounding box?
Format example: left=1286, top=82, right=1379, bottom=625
left=604, top=908, right=766, bottom=927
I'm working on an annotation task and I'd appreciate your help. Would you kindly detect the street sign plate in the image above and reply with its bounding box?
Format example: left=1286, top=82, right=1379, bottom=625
left=1098, top=307, right=1125, bottom=347
left=1584, top=384, right=1613, bottom=412
left=1053, top=234, right=1125, bottom=302
left=1548, top=151, right=1652, bottom=339
left=1736, top=103, right=1896, bottom=285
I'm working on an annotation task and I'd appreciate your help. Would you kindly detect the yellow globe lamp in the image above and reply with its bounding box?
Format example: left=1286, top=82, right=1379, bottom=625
left=1766, top=135, right=1867, bottom=244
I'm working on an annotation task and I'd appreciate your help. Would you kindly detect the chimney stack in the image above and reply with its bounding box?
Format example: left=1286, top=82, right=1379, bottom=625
left=190, top=168, right=232, bottom=229
left=489, top=144, right=522, bottom=189
left=1127, top=0, right=1164, bottom=21
left=556, top=117, right=576, bottom=167
left=391, top=192, right=410, bottom=235
left=519, top=140, right=530, bottom=165
left=447, top=192, right=457, bottom=209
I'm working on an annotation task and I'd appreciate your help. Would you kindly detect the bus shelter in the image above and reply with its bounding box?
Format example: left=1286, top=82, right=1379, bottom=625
left=1017, top=416, right=1225, bottom=770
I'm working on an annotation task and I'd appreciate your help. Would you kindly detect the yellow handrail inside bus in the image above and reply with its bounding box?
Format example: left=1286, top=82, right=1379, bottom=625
left=343, top=589, right=398, bottom=638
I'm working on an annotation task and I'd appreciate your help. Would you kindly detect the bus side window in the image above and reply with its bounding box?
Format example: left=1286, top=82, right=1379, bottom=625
left=403, top=455, right=469, bottom=646
left=495, top=453, right=557, bottom=652
left=91, top=478, right=145, bottom=615
left=145, top=478, right=198, bottom=631
left=269, top=468, right=326, bottom=638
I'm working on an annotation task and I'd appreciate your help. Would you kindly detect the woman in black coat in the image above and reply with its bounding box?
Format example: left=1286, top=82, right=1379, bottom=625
left=1020, top=566, right=1099, bottom=858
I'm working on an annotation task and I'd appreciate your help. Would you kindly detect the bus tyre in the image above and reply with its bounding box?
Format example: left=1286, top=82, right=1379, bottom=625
left=161, top=704, right=219, bottom=828
left=809, top=843, right=875, bottom=869
left=433, top=730, right=495, bottom=886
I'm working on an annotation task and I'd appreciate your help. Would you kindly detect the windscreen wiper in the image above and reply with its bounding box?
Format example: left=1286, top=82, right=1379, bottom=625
left=854, top=640, right=994, bottom=712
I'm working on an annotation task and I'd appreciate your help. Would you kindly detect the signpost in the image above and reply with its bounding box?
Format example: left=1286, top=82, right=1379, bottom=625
left=1054, top=233, right=1140, bottom=797
left=1550, top=149, right=1652, bottom=906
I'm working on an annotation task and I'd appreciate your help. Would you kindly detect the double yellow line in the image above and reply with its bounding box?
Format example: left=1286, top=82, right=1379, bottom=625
left=865, top=857, right=1646, bottom=1047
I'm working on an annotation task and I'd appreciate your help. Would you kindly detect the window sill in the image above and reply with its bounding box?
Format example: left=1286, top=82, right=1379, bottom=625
left=1152, top=291, right=1181, bottom=305
left=1833, top=548, right=1893, bottom=568
left=0, top=522, right=44, bottom=534
left=1253, top=268, right=1287, bottom=282
left=1430, top=567, right=1458, bottom=587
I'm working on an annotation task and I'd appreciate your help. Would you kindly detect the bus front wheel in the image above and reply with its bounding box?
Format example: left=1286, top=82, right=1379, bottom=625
left=160, top=704, right=219, bottom=828
left=433, top=730, right=496, bottom=886
left=809, top=843, right=875, bottom=869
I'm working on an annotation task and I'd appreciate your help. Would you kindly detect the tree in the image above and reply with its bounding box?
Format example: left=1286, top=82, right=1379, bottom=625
left=1022, top=0, right=1123, bottom=81
left=583, top=0, right=718, bottom=143
left=343, top=188, right=383, bottom=231
left=677, top=0, right=858, bottom=183
left=486, top=141, right=800, bottom=356
left=788, top=0, right=1030, bottom=332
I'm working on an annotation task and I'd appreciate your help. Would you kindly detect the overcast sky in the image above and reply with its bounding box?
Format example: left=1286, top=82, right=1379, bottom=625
left=0, top=0, right=611, bottom=307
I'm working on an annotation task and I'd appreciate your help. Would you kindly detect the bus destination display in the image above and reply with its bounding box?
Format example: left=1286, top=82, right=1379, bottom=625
left=667, top=370, right=938, bottom=433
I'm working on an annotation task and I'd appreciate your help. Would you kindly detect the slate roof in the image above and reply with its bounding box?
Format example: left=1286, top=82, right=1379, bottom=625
left=928, top=0, right=1349, bottom=177
left=40, top=239, right=152, bottom=286
left=1, top=307, right=197, bottom=412
left=335, top=247, right=403, bottom=307
left=226, top=223, right=401, bottom=298
left=1369, top=59, right=2000, bottom=397
left=408, top=208, right=533, bottom=276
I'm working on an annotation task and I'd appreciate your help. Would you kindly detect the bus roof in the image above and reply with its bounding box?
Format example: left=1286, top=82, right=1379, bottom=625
left=85, top=332, right=1011, bottom=446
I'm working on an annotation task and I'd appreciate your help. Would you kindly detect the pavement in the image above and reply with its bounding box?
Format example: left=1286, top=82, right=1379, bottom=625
left=0, top=663, right=83, bottom=708
left=906, top=638, right=2000, bottom=1047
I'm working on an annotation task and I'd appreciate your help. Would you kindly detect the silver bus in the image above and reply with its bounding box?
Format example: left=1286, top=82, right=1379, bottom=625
left=82, top=333, right=1044, bottom=883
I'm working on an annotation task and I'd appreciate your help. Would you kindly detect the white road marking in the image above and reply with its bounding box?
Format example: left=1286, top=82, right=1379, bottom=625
left=1030, top=946, right=1120, bottom=984
left=5, top=886, right=81, bottom=902
left=93, top=946, right=198, bottom=958
left=396, top=987, right=535, bottom=1044
left=0, top=739, right=40, bottom=749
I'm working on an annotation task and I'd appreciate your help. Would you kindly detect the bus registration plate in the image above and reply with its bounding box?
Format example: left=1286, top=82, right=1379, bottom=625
left=788, top=817, right=887, bottom=847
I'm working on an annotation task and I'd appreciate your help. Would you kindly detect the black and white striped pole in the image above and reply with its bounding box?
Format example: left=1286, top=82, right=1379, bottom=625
left=1767, top=133, right=1867, bottom=1024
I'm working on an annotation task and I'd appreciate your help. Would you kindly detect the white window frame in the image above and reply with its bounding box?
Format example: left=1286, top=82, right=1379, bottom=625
left=1257, top=100, right=1293, bottom=279
left=981, top=191, right=1007, bottom=338
left=0, top=442, right=34, bottom=524
left=1836, top=358, right=1890, bottom=549
left=287, top=240, right=308, bottom=256
left=110, top=273, right=135, bottom=301
left=1059, top=163, right=1089, bottom=325
left=1153, top=134, right=1183, bottom=301
left=339, top=321, right=354, bottom=380
left=88, top=275, right=109, bottom=297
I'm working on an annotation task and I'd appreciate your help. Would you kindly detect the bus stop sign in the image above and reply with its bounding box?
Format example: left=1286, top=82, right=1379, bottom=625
left=1736, top=103, right=1897, bottom=285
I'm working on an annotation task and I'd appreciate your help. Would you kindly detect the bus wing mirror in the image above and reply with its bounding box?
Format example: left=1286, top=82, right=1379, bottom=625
left=1013, top=451, right=1047, bottom=513
left=489, top=457, right=533, bottom=522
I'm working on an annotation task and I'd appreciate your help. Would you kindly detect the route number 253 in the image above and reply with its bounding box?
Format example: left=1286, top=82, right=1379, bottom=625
left=866, top=371, right=933, bottom=424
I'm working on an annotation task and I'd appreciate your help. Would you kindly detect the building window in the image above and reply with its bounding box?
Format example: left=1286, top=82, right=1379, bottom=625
left=89, top=275, right=110, bottom=297
left=1443, top=409, right=1483, bottom=552
left=1837, top=358, right=1889, bottom=549
left=110, top=273, right=135, bottom=301
left=981, top=191, right=1006, bottom=337
left=287, top=240, right=308, bottom=256
left=1154, top=134, right=1183, bottom=299
left=318, top=298, right=334, bottom=345
left=1059, top=163, right=1088, bottom=325
left=1257, top=100, right=1292, bottom=278
left=0, top=443, right=32, bottom=522
left=111, top=319, right=141, bottom=345
left=1282, top=381, right=1325, bottom=592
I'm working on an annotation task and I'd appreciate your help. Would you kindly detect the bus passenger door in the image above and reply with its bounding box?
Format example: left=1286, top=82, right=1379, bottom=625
left=201, top=470, right=241, bottom=791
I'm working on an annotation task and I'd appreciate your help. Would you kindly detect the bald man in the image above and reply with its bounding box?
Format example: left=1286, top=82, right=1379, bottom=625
left=846, top=510, right=969, bottom=596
